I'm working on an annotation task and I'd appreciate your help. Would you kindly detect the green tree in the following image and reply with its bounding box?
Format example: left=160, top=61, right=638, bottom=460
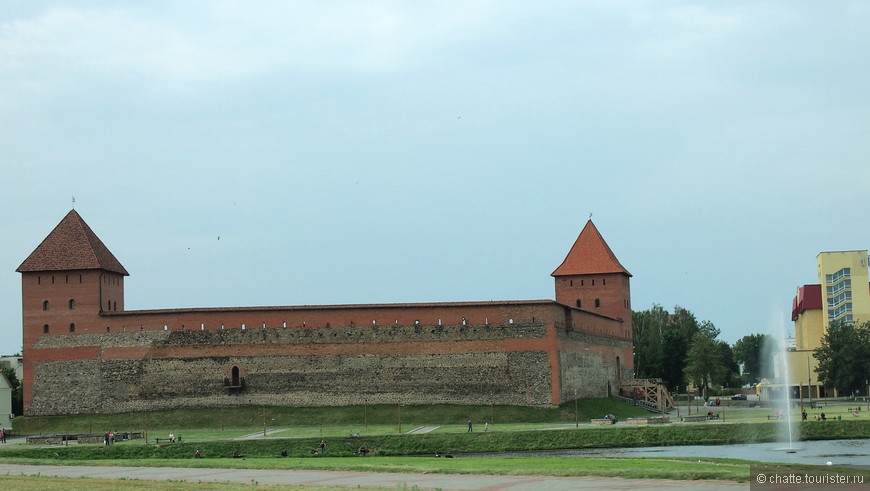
left=0, top=366, right=22, bottom=416
left=632, top=305, right=705, bottom=391
left=684, top=327, right=724, bottom=401
left=660, top=307, right=702, bottom=390
left=814, top=319, right=870, bottom=394
left=733, top=333, right=774, bottom=384
left=631, top=305, right=668, bottom=379
left=715, top=340, right=741, bottom=388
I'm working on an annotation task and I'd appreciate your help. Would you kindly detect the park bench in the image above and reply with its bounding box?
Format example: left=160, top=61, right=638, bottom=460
left=681, top=415, right=708, bottom=423
left=626, top=417, right=669, bottom=425
left=591, top=418, right=615, bottom=425
left=155, top=436, right=182, bottom=444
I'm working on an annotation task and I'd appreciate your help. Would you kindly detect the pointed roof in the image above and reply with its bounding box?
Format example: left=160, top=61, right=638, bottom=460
left=551, top=220, right=631, bottom=277
left=16, top=210, right=129, bottom=275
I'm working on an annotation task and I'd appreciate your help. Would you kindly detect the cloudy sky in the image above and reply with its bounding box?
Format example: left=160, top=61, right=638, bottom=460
left=2, top=1, right=869, bottom=354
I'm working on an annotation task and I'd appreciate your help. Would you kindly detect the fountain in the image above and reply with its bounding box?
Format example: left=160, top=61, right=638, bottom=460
left=766, top=311, right=799, bottom=452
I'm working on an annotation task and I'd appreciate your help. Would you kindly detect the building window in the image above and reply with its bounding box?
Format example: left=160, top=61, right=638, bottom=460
left=828, top=291, right=852, bottom=309
left=69, top=299, right=76, bottom=310
left=826, top=279, right=851, bottom=297
left=43, top=324, right=49, bottom=334
left=576, top=299, right=581, bottom=308
left=43, top=300, right=49, bottom=311
left=595, top=298, right=601, bottom=308
left=826, top=268, right=851, bottom=284
left=69, top=323, right=75, bottom=333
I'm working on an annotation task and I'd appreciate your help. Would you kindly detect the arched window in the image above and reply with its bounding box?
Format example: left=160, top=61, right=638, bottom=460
left=43, top=300, right=49, bottom=311
left=43, top=324, right=50, bottom=334
left=69, top=299, right=76, bottom=310
left=69, top=323, right=75, bottom=333
left=231, top=366, right=241, bottom=386
left=595, top=298, right=601, bottom=308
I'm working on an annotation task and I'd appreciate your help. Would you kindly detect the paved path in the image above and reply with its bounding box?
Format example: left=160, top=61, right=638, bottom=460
left=406, top=425, right=441, bottom=434
left=0, top=463, right=745, bottom=490
left=235, top=428, right=290, bottom=439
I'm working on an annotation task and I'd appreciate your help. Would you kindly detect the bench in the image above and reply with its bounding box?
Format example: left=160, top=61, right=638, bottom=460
left=626, top=417, right=669, bottom=425
left=591, top=418, right=615, bottom=425
left=155, top=436, right=181, bottom=444
left=681, top=415, right=708, bottom=423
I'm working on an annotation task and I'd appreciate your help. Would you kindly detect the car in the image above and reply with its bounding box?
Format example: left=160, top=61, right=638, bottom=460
left=731, top=393, right=747, bottom=400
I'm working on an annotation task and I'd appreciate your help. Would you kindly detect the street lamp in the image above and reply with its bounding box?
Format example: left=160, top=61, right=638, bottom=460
left=397, top=403, right=404, bottom=434
left=574, top=389, right=579, bottom=428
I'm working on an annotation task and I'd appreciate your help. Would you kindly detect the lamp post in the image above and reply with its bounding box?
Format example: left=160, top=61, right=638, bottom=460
left=397, top=403, right=403, bottom=434
left=574, top=389, right=579, bottom=428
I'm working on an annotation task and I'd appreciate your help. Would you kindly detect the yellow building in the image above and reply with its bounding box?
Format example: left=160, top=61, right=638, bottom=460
left=787, top=250, right=870, bottom=398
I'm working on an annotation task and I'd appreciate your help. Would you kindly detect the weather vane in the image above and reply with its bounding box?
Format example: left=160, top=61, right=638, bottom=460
left=72, top=195, right=76, bottom=209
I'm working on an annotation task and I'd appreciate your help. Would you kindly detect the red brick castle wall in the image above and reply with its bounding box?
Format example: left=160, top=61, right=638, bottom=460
left=18, top=211, right=633, bottom=416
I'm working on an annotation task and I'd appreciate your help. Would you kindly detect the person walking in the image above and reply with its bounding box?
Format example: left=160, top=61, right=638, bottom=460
left=467, top=420, right=473, bottom=433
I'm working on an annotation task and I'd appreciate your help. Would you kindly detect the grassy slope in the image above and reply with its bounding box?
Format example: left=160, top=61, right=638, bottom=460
left=11, top=398, right=648, bottom=435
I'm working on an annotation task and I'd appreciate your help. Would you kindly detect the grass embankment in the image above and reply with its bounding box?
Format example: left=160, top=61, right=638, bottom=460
left=4, top=420, right=868, bottom=461
left=11, top=398, right=644, bottom=435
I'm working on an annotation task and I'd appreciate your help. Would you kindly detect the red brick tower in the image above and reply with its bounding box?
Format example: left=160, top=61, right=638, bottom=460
left=16, top=210, right=128, bottom=411
left=551, top=220, right=632, bottom=327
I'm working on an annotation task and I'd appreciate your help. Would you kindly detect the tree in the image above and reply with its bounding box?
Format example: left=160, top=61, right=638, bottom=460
left=715, top=340, right=741, bottom=388
left=0, top=366, right=22, bottom=416
left=684, top=328, right=724, bottom=401
left=631, top=305, right=668, bottom=379
left=814, top=319, right=870, bottom=395
left=733, top=333, right=774, bottom=384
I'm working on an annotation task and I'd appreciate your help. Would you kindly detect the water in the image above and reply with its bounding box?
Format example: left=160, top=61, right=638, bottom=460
left=774, top=313, right=798, bottom=451
left=458, top=439, right=870, bottom=466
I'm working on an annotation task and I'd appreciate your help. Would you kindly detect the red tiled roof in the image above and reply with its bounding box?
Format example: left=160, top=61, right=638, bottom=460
left=551, top=220, right=631, bottom=277
left=16, top=210, right=129, bottom=275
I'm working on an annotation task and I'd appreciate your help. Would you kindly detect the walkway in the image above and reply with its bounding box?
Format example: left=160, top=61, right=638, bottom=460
left=0, top=463, right=745, bottom=490
left=406, top=425, right=441, bottom=434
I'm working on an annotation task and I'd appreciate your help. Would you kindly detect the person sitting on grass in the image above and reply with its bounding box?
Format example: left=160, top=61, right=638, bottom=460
left=194, top=450, right=202, bottom=459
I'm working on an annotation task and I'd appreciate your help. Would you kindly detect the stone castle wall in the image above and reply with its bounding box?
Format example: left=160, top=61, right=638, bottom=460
left=29, top=321, right=558, bottom=415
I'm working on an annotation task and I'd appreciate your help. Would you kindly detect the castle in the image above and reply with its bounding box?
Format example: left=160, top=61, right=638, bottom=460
left=18, top=210, right=634, bottom=416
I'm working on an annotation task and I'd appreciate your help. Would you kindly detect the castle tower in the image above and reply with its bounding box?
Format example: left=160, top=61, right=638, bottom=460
left=16, top=210, right=128, bottom=411
left=551, top=220, right=632, bottom=324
